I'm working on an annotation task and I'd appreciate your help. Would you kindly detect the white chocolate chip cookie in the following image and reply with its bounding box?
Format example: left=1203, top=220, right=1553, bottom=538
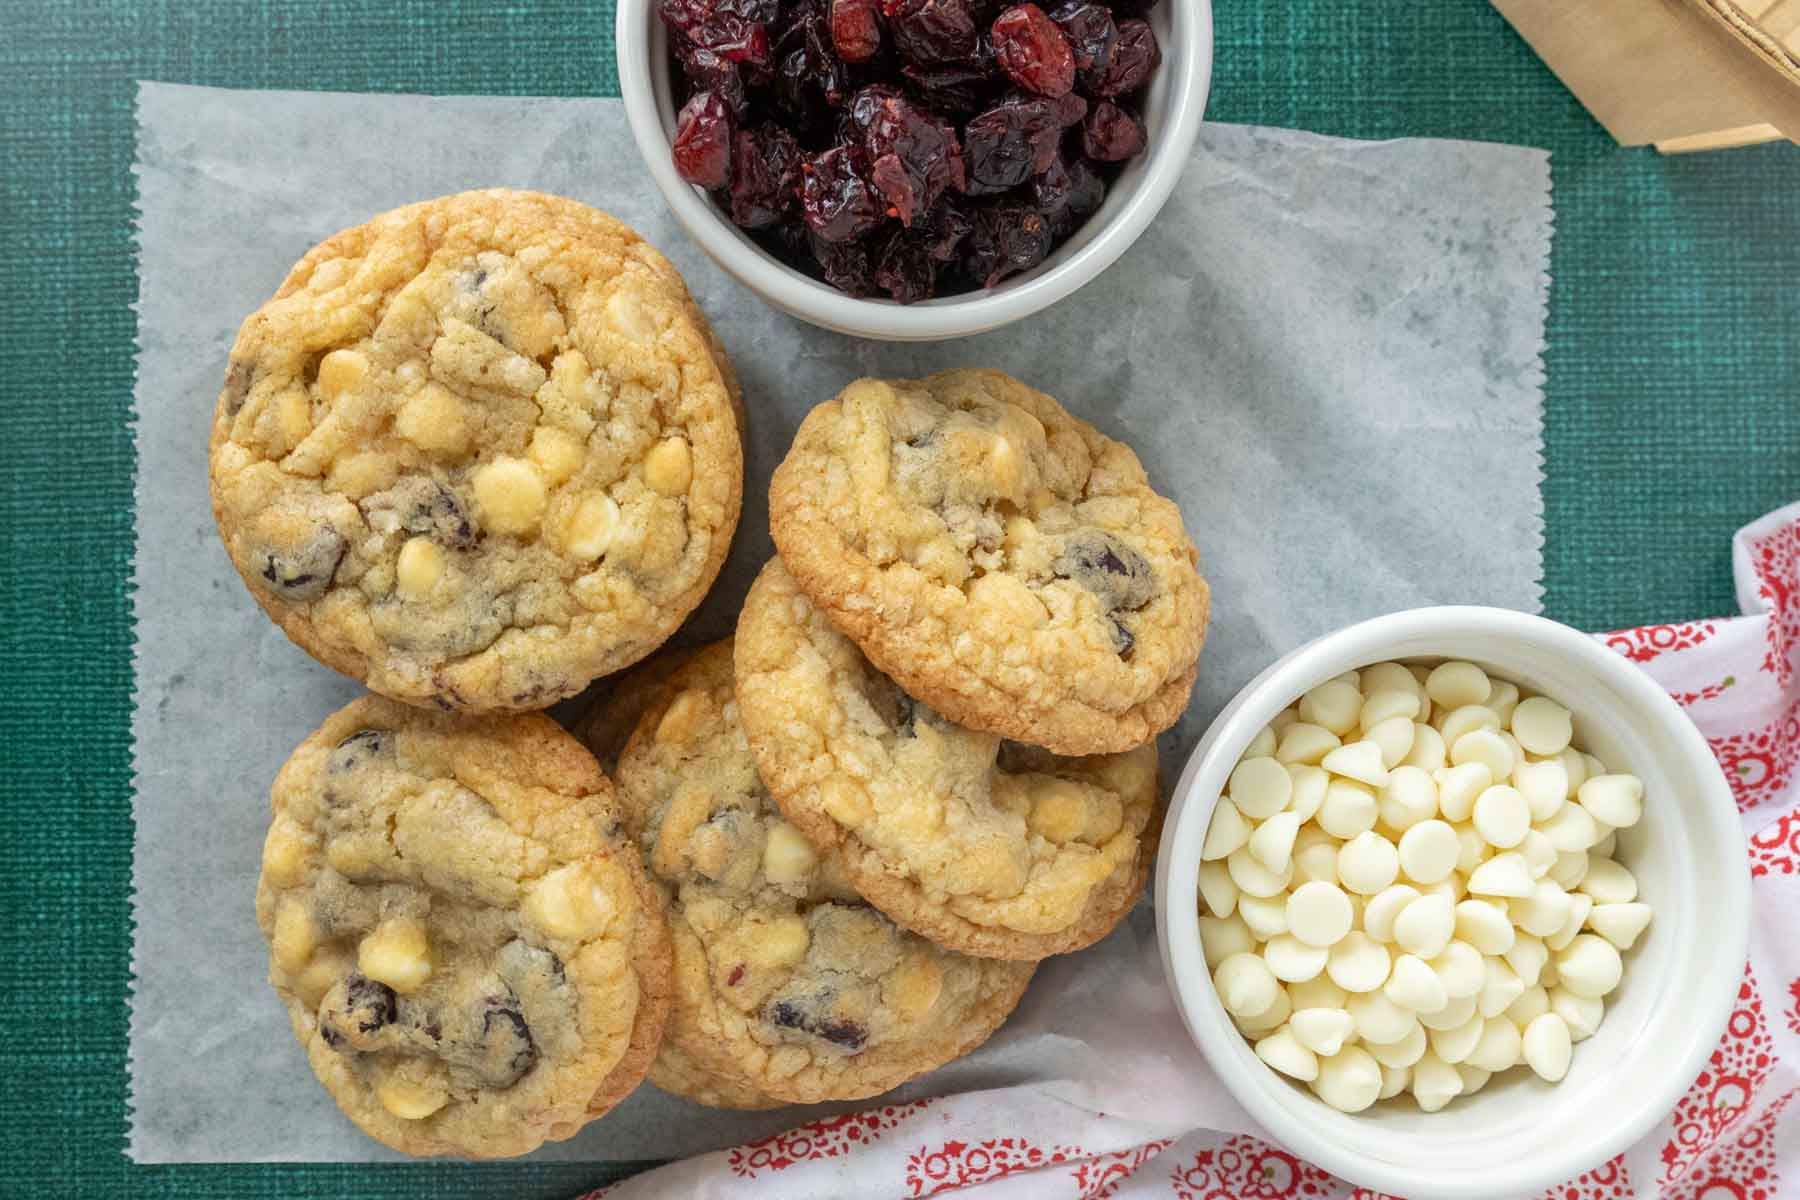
left=210, top=190, right=743, bottom=712
left=735, top=558, right=1163, bottom=960
left=256, top=696, right=672, bottom=1157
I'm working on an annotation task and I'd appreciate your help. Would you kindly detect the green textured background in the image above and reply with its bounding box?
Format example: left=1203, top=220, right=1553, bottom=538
left=2, top=0, right=1796, bottom=1195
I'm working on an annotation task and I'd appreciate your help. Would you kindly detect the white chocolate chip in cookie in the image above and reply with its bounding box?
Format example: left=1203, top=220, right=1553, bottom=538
left=1027, top=777, right=1092, bottom=844
left=374, top=1060, right=451, bottom=1120
left=276, top=389, right=314, bottom=449
left=762, top=821, right=818, bottom=886
left=358, top=916, right=433, bottom=994
left=317, top=348, right=369, bottom=402
left=643, top=436, right=693, bottom=496
left=272, top=898, right=318, bottom=972
left=472, top=457, right=547, bottom=536
left=262, top=818, right=314, bottom=887
left=394, top=537, right=445, bottom=600
left=760, top=913, right=811, bottom=968
left=563, top=494, right=621, bottom=561
left=394, top=383, right=472, bottom=458
left=529, top=426, right=586, bottom=486
left=326, top=450, right=400, bottom=500
left=887, top=955, right=946, bottom=1020
left=524, top=862, right=615, bottom=940
left=967, top=570, right=1049, bottom=628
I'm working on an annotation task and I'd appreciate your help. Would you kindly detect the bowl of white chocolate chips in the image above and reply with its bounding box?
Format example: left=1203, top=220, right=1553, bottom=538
left=1155, top=606, right=1750, bottom=1200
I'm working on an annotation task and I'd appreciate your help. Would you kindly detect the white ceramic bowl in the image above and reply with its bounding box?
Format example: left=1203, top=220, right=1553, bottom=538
left=1155, top=606, right=1750, bottom=1200
left=616, top=0, right=1212, bottom=340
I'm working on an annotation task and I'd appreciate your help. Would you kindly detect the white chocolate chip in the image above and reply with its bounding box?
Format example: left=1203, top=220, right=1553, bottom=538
left=1287, top=880, right=1354, bottom=947
left=358, top=917, right=432, bottom=994
left=1428, top=1013, right=1485, bottom=1065
left=1511, top=696, right=1574, bottom=755
left=1486, top=681, right=1522, bottom=725
left=472, top=457, right=547, bottom=536
left=1201, top=799, right=1252, bottom=861
left=1314, top=1046, right=1383, bottom=1113
left=1248, top=811, right=1302, bottom=873
left=1522, top=1012, right=1573, bottom=1082
left=1287, top=764, right=1329, bottom=823
left=1326, top=931, right=1392, bottom=993
left=1397, top=820, right=1459, bottom=885
left=1289, top=976, right=1349, bottom=1011
left=1228, top=846, right=1292, bottom=898
left=1299, top=679, right=1364, bottom=735
left=1578, top=774, right=1644, bottom=829
left=1546, top=892, right=1593, bottom=953
left=1264, top=933, right=1329, bottom=982
left=1393, top=892, right=1456, bottom=959
left=1277, top=723, right=1341, bottom=766
left=1430, top=940, right=1486, bottom=999
left=1454, top=899, right=1515, bottom=956
left=1380, top=1062, right=1412, bottom=1098
left=1513, top=879, right=1573, bottom=938
left=1588, top=902, right=1653, bottom=951
left=1379, top=766, right=1439, bottom=833
left=1539, top=802, right=1602, bottom=852
left=1230, top=756, right=1292, bottom=819
left=1317, top=779, right=1379, bottom=839
left=1290, top=1006, right=1357, bottom=1056
left=1366, top=1021, right=1428, bottom=1069
left=1255, top=1026, right=1320, bottom=1082
left=1418, top=992, right=1479, bottom=1032
left=1467, top=852, right=1535, bottom=899
left=1478, top=955, right=1526, bottom=1018
left=524, top=864, right=614, bottom=940
left=1239, top=893, right=1290, bottom=940
left=394, top=536, right=445, bottom=600
left=1198, top=860, right=1238, bottom=917
left=1472, top=785, right=1531, bottom=849
left=563, top=494, right=621, bottom=560
left=1549, top=986, right=1604, bottom=1040
left=1450, top=728, right=1516, bottom=782
left=1200, top=913, right=1255, bottom=969
left=1410, top=1051, right=1463, bottom=1112
left=1466, top=1015, right=1523, bottom=1072
left=643, top=435, right=693, bottom=496
left=1504, top=934, right=1549, bottom=988
left=1321, top=740, right=1390, bottom=788
left=1385, top=951, right=1450, bottom=1014
left=762, top=821, right=819, bottom=886
left=1366, top=716, right=1417, bottom=768
left=1440, top=704, right=1503, bottom=751
left=1426, top=661, right=1491, bottom=709
left=1433, top=762, right=1492, bottom=823
left=1514, top=758, right=1570, bottom=823
left=1401, top=722, right=1448, bottom=770
left=1215, top=952, right=1281, bottom=1018
left=1347, top=987, right=1418, bottom=1044
left=1555, top=934, right=1623, bottom=998
left=1363, top=883, right=1422, bottom=943
left=1507, top=983, right=1550, bottom=1026
left=1360, top=688, right=1423, bottom=732
left=1337, top=830, right=1400, bottom=895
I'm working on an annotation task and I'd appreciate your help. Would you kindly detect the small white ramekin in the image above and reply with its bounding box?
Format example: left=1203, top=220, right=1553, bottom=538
left=616, top=0, right=1212, bottom=341
left=1155, top=606, right=1750, bottom=1200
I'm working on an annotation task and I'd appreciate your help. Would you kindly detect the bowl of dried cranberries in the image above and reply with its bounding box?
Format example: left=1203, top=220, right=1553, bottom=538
left=617, top=0, right=1211, bottom=340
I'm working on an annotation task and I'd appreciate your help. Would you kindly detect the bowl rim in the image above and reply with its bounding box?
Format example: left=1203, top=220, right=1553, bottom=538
left=1154, top=604, right=1752, bottom=1200
left=615, top=0, right=1214, bottom=340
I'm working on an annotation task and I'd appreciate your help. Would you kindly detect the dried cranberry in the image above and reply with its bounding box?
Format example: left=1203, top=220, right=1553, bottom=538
left=1030, top=153, right=1105, bottom=237
left=900, top=62, right=1000, bottom=115
left=863, top=94, right=964, bottom=225
left=673, top=41, right=750, bottom=119
left=830, top=0, right=884, bottom=61
left=727, top=125, right=802, bottom=228
left=659, top=0, right=772, bottom=64
left=1089, top=17, right=1158, bottom=97
left=964, top=203, right=1052, bottom=286
left=1048, top=3, right=1117, bottom=83
left=919, top=195, right=975, bottom=261
left=801, top=145, right=887, bottom=242
left=773, top=0, right=849, bottom=134
left=841, top=83, right=908, bottom=141
left=990, top=5, right=1075, bottom=97
left=1081, top=100, right=1144, bottom=161
left=874, top=230, right=938, bottom=303
left=673, top=92, right=735, bottom=188
left=809, top=231, right=877, bottom=295
left=962, top=97, right=1063, bottom=194
left=887, top=0, right=979, bottom=67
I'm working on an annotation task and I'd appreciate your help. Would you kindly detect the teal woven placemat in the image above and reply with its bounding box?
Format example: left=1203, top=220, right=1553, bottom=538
left=2, top=1, right=1795, bottom=1196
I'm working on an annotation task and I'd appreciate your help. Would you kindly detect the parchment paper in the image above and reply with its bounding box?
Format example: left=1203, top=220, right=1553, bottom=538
left=127, top=82, right=1552, bottom=1163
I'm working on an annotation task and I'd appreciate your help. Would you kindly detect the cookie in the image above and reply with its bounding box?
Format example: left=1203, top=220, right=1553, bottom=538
left=256, top=696, right=672, bottom=1158
left=569, top=647, right=700, bottom=775
left=612, top=641, right=1036, bottom=1105
left=211, top=189, right=743, bottom=712
left=767, top=369, right=1207, bottom=754
left=736, top=559, right=1162, bottom=960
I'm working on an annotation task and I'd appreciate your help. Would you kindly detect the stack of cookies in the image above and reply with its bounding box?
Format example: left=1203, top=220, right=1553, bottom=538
left=211, top=190, right=1209, bottom=1159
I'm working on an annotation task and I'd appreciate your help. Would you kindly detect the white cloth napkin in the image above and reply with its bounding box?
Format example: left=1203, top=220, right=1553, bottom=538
left=587, top=501, right=1800, bottom=1200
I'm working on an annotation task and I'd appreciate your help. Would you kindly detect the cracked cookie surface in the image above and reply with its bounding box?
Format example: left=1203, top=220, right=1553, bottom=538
left=735, top=559, right=1162, bottom=960
left=256, top=696, right=672, bottom=1158
left=609, top=642, right=1035, bottom=1105
left=211, top=189, right=743, bottom=712
left=767, top=368, right=1207, bottom=754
